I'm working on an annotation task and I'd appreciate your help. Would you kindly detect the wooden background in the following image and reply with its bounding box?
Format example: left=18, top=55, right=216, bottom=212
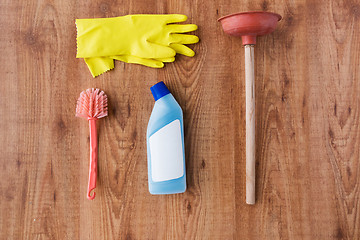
left=1, top=0, right=359, bottom=239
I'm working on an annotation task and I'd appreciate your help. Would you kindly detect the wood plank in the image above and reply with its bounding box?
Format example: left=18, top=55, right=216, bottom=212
left=0, top=0, right=359, bottom=239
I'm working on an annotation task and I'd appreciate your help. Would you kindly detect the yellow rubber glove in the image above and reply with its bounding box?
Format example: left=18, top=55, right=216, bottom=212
left=76, top=14, right=199, bottom=77
left=83, top=56, right=173, bottom=77
left=84, top=57, right=115, bottom=76
left=76, top=14, right=198, bottom=58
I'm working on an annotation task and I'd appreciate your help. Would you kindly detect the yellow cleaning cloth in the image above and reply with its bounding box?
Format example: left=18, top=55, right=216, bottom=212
left=76, top=14, right=199, bottom=77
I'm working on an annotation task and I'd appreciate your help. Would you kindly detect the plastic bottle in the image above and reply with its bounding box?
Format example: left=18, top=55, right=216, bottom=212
left=146, top=81, right=186, bottom=194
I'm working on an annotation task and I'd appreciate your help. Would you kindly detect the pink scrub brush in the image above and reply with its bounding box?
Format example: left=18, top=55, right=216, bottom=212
left=76, top=88, right=108, bottom=200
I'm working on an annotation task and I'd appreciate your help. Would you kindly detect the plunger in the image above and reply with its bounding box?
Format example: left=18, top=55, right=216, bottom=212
left=218, top=11, right=281, bottom=204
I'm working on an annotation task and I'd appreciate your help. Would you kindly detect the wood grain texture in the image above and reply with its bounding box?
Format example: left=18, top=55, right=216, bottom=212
left=0, top=0, right=359, bottom=239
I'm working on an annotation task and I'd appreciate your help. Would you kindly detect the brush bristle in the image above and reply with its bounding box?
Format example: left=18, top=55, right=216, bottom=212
left=76, top=88, right=108, bottom=119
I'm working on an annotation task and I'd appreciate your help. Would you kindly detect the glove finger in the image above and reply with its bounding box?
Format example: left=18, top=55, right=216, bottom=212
left=167, top=24, right=198, bottom=33
left=84, top=57, right=114, bottom=77
left=170, top=43, right=196, bottom=57
left=165, top=14, right=188, bottom=24
left=111, top=55, right=164, bottom=68
left=169, top=34, right=199, bottom=44
left=143, top=42, right=176, bottom=58
left=154, top=57, right=175, bottom=63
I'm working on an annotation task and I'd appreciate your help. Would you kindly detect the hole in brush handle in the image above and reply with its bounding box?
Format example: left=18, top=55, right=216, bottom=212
left=87, top=188, right=96, bottom=200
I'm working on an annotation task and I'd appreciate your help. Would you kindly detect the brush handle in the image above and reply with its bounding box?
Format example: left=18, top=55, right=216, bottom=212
left=87, top=119, right=97, bottom=200
left=245, top=45, right=255, bottom=205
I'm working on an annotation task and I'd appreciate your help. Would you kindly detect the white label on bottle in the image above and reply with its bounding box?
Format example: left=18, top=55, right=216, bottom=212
left=149, top=119, right=184, bottom=182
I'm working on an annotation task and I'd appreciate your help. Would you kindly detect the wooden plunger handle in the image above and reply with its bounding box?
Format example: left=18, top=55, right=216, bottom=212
left=245, top=45, right=255, bottom=204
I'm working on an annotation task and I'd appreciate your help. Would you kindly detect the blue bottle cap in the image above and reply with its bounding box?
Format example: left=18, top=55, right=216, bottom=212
left=150, top=81, right=170, bottom=101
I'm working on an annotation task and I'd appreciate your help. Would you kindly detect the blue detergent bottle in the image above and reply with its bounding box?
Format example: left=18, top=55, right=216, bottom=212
left=146, top=81, right=186, bottom=194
